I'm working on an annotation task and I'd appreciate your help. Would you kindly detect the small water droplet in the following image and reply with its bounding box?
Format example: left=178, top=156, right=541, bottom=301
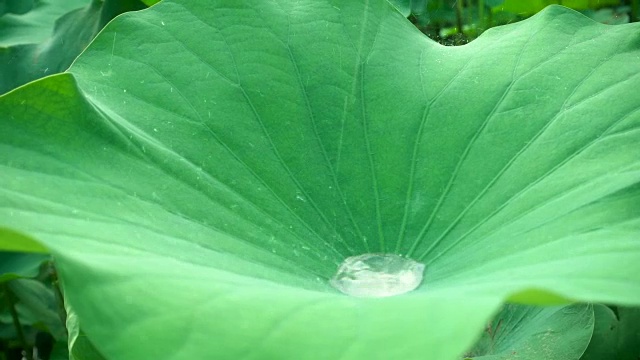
left=330, top=253, right=425, bottom=298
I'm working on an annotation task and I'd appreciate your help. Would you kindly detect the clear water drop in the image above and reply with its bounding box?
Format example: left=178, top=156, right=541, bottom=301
left=330, top=253, right=425, bottom=298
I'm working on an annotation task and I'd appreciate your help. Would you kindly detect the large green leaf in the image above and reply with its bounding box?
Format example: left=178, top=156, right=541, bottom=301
left=616, top=307, right=640, bottom=359
left=0, top=252, right=49, bottom=282
left=466, top=303, right=594, bottom=359
left=580, top=304, right=619, bottom=360
left=0, top=228, right=49, bottom=253
left=65, top=300, right=107, bottom=360
left=0, top=0, right=639, bottom=359
left=581, top=305, right=640, bottom=360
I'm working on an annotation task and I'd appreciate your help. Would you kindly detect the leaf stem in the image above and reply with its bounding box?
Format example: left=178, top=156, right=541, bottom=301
left=478, top=0, right=485, bottom=31
left=49, top=260, right=68, bottom=336
left=3, top=282, right=33, bottom=360
left=455, top=0, right=465, bottom=35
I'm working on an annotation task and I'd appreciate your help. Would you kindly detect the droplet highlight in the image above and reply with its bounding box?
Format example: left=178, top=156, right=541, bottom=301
left=330, top=253, right=425, bottom=298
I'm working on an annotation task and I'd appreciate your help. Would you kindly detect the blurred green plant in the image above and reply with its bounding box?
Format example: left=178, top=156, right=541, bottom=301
left=0, top=252, right=60, bottom=360
left=389, top=0, right=636, bottom=44
left=0, top=0, right=147, bottom=95
left=0, top=250, right=106, bottom=360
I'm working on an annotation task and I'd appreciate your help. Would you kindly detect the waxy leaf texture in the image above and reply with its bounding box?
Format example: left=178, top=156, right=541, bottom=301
left=1, top=1, right=639, bottom=359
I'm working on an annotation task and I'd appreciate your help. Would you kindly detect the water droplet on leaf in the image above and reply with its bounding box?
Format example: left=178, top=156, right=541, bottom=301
left=330, top=253, right=425, bottom=298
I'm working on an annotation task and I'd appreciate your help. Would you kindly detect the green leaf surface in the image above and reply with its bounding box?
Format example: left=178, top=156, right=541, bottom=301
left=580, top=304, right=618, bottom=360
left=0, top=228, right=49, bottom=253
left=580, top=305, right=640, bottom=360
left=0, top=0, right=88, bottom=46
left=466, top=303, right=594, bottom=359
left=66, top=300, right=107, bottom=360
left=0, top=0, right=639, bottom=359
left=0, top=0, right=146, bottom=94
left=616, top=307, right=640, bottom=359
left=7, top=279, right=65, bottom=340
left=0, top=252, right=49, bottom=282
left=387, top=0, right=411, bottom=16
left=0, top=0, right=36, bottom=17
